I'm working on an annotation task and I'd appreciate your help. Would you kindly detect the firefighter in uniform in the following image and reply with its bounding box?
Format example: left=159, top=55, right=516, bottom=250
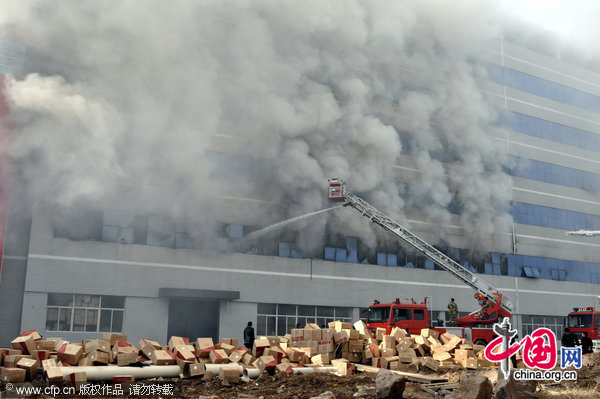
left=448, top=298, right=458, bottom=326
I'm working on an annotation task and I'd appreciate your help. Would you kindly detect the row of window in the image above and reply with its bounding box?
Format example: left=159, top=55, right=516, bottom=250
left=512, top=202, right=600, bottom=231
left=256, top=303, right=353, bottom=336
left=45, top=294, right=125, bottom=332
left=497, top=112, right=600, bottom=153
left=507, top=157, right=600, bottom=191
left=489, top=65, right=600, bottom=113
left=521, top=314, right=567, bottom=339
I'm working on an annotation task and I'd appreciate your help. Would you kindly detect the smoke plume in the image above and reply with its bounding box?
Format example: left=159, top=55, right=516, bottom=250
left=0, top=0, right=515, bottom=256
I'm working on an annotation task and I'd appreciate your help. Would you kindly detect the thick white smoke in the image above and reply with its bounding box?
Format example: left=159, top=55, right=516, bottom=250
left=0, top=0, right=514, bottom=255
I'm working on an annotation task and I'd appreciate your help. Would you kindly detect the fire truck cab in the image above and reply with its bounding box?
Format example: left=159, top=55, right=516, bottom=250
left=567, top=307, right=600, bottom=352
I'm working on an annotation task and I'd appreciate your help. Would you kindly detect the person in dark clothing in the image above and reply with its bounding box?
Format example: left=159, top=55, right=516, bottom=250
left=243, top=321, right=255, bottom=350
left=581, top=332, right=594, bottom=354
left=561, top=328, right=580, bottom=348
left=295, top=323, right=302, bottom=329
left=510, top=334, right=519, bottom=368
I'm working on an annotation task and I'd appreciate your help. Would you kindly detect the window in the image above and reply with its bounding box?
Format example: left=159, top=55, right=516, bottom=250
left=46, top=294, right=125, bottom=332
left=568, top=314, right=592, bottom=328
left=521, top=314, right=565, bottom=339
left=496, top=111, right=600, bottom=153
left=367, top=307, right=390, bottom=324
left=393, top=308, right=411, bottom=321
left=414, top=309, right=425, bottom=320
left=256, top=303, right=353, bottom=336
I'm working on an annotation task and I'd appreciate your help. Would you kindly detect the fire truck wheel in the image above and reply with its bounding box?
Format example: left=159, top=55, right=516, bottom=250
left=474, top=339, right=487, bottom=346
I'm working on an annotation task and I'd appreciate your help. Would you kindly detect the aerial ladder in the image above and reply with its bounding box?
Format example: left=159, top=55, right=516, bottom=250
left=328, top=178, right=514, bottom=326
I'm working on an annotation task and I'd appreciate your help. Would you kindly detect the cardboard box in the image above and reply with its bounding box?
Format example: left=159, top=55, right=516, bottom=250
left=86, top=351, right=110, bottom=365
left=376, top=328, right=386, bottom=340
left=218, top=343, right=235, bottom=355
left=84, top=339, right=111, bottom=354
left=343, top=352, right=362, bottom=363
left=36, top=340, right=58, bottom=351
left=328, top=321, right=352, bottom=331
left=242, top=353, right=256, bottom=366
left=42, top=358, right=58, bottom=372
left=333, top=330, right=349, bottom=345
left=1, top=367, right=26, bottom=383
left=30, top=350, right=51, bottom=363
left=255, top=355, right=277, bottom=374
left=390, top=327, right=407, bottom=340
left=57, top=343, right=83, bottom=365
left=332, top=359, right=355, bottom=375
left=381, top=348, right=395, bottom=358
left=363, top=344, right=379, bottom=360
left=422, top=357, right=440, bottom=371
left=189, top=361, right=205, bottom=377
left=17, top=357, right=38, bottom=378
left=477, top=358, right=492, bottom=368
left=209, top=349, right=230, bottom=364
left=150, top=350, right=176, bottom=365
left=168, top=336, right=189, bottom=350
left=46, top=367, right=64, bottom=383
left=11, top=335, right=36, bottom=355
left=286, top=348, right=308, bottom=364
left=311, top=353, right=330, bottom=365
left=263, top=347, right=285, bottom=363
left=220, top=338, right=237, bottom=347
left=303, top=329, right=321, bottom=341
left=252, top=338, right=270, bottom=357
left=175, top=346, right=196, bottom=362
left=195, top=338, right=214, bottom=359
left=4, top=355, right=30, bottom=368
left=420, top=329, right=439, bottom=340
left=318, top=341, right=334, bottom=353
left=396, top=340, right=412, bottom=353
left=380, top=356, right=399, bottom=369
left=117, top=351, right=138, bottom=366
left=349, top=340, right=363, bottom=353
left=139, top=339, right=161, bottom=349
left=433, top=351, right=452, bottom=362
left=462, top=358, right=478, bottom=369
left=299, top=347, right=319, bottom=358
left=381, top=335, right=395, bottom=349
left=454, top=349, right=474, bottom=361
left=398, top=350, right=417, bottom=363
left=276, top=363, right=294, bottom=374
left=141, top=342, right=158, bottom=359
left=21, top=329, right=42, bottom=340
left=103, top=333, right=127, bottom=346
left=78, top=357, right=93, bottom=366
left=291, top=329, right=304, bottom=341
left=66, top=371, right=87, bottom=390
left=219, top=366, right=240, bottom=384
left=229, top=351, right=243, bottom=363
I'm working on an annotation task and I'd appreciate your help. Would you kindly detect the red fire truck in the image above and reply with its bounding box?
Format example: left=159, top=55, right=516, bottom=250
left=328, top=178, right=513, bottom=345
left=567, top=306, right=600, bottom=349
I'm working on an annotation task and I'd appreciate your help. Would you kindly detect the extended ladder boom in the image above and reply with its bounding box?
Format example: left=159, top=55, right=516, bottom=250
left=329, top=178, right=513, bottom=314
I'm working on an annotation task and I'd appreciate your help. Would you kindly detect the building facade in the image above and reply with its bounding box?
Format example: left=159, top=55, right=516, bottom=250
left=1, top=39, right=600, bottom=346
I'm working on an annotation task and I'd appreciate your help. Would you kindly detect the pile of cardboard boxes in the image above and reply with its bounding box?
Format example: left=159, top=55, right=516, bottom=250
left=0, top=322, right=496, bottom=386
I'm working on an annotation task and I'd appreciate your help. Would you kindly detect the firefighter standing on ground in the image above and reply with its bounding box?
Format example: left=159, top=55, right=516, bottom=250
left=581, top=332, right=594, bottom=354
left=561, top=328, right=580, bottom=347
left=448, top=298, right=458, bottom=326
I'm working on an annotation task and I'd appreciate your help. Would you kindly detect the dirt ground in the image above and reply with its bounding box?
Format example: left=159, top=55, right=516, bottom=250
left=1, top=353, right=598, bottom=398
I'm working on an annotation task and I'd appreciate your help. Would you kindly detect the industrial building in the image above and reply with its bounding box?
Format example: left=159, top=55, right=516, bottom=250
left=1, top=36, right=599, bottom=347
